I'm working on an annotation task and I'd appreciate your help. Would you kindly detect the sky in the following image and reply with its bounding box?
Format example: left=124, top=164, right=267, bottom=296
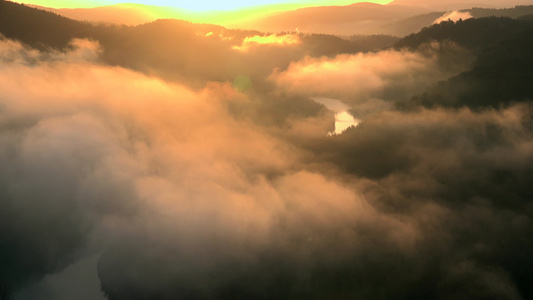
left=15, top=0, right=390, bottom=10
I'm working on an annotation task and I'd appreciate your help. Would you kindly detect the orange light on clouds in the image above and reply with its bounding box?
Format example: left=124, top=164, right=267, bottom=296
left=233, top=34, right=301, bottom=51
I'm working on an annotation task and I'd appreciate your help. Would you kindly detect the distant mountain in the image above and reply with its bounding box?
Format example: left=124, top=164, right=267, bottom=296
left=376, top=11, right=445, bottom=36
left=20, top=2, right=431, bottom=36
left=247, top=2, right=429, bottom=35
left=26, top=2, right=308, bottom=28
left=466, top=5, right=533, bottom=18
left=27, top=4, right=160, bottom=26
left=15, top=1, right=533, bottom=38
left=388, top=0, right=533, bottom=9
left=0, top=0, right=397, bottom=88
left=248, top=2, right=533, bottom=36
left=379, top=5, right=533, bottom=36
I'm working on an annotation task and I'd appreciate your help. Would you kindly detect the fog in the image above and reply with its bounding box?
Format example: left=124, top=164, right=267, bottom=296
left=1, top=9, right=533, bottom=299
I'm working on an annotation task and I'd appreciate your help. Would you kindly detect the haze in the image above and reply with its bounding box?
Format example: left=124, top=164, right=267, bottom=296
left=1, top=0, right=533, bottom=300
left=14, top=0, right=388, bottom=10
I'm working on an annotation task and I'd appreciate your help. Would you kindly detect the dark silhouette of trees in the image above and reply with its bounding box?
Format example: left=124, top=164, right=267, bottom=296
left=395, top=16, right=533, bottom=51
left=300, top=33, right=398, bottom=57
left=467, top=5, right=533, bottom=19
left=0, top=0, right=97, bottom=50
left=395, top=17, right=533, bottom=110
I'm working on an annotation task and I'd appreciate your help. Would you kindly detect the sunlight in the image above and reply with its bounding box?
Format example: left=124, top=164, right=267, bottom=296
left=14, top=0, right=390, bottom=10
left=233, top=34, right=301, bottom=51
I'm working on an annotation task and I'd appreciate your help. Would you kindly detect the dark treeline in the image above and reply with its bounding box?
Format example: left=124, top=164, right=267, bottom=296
left=395, top=17, right=533, bottom=110
left=0, top=0, right=96, bottom=49
left=394, top=16, right=533, bottom=51
left=378, top=5, right=533, bottom=37
left=466, top=5, right=533, bottom=18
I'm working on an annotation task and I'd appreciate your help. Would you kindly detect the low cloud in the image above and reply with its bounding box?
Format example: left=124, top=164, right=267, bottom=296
left=0, top=37, right=101, bottom=64
left=273, top=46, right=468, bottom=108
left=233, top=34, right=301, bottom=51
left=0, top=38, right=413, bottom=299
left=1, top=30, right=532, bottom=300
left=433, top=11, right=473, bottom=24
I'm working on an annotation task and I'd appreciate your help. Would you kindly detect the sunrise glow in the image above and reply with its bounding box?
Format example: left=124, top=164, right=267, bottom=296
left=14, top=0, right=390, bottom=10
left=233, top=34, right=301, bottom=51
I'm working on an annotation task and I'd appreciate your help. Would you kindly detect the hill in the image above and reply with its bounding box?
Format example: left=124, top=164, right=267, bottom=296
left=0, top=0, right=95, bottom=49
left=247, top=2, right=429, bottom=35
left=466, top=5, right=533, bottom=18
left=27, top=4, right=159, bottom=26
left=394, top=16, right=533, bottom=110
left=388, top=0, right=532, bottom=9
left=395, top=15, right=533, bottom=50
left=0, top=0, right=397, bottom=88
left=25, top=2, right=310, bottom=28
left=376, top=5, right=533, bottom=36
